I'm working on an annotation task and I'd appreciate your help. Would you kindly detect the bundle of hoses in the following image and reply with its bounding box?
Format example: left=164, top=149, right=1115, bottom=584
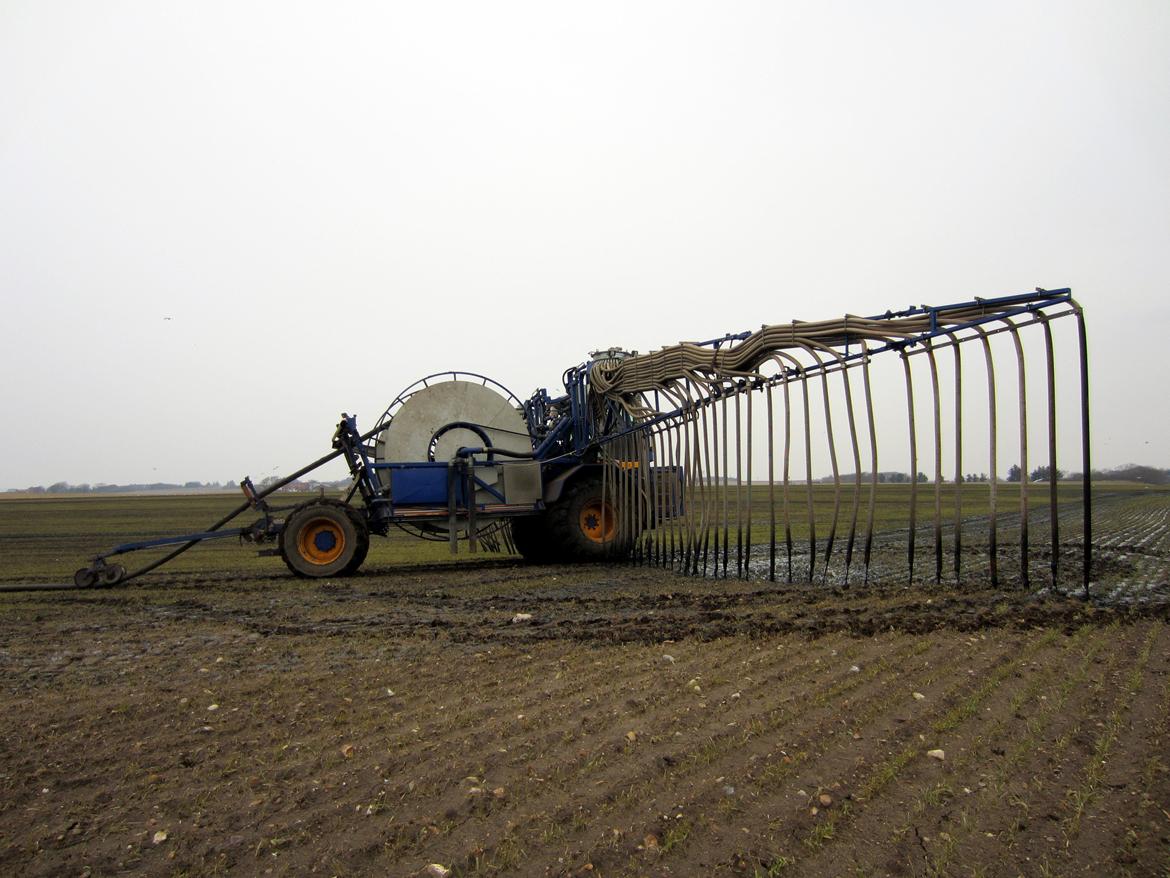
left=592, top=302, right=1035, bottom=405
left=583, top=290, right=1093, bottom=594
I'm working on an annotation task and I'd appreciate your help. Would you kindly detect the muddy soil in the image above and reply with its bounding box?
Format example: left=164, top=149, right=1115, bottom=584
left=1, top=562, right=1168, bottom=878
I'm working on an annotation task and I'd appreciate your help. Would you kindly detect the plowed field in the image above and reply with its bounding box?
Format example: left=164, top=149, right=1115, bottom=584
left=1, top=489, right=1168, bottom=877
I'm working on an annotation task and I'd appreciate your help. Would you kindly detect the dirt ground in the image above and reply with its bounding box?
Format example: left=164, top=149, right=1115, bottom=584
left=1, top=487, right=1169, bottom=877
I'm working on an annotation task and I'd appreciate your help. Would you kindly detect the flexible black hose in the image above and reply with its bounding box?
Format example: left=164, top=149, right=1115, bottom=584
left=116, top=446, right=348, bottom=583
left=2, top=419, right=397, bottom=592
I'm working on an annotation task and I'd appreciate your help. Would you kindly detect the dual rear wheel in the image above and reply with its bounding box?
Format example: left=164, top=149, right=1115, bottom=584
left=72, top=564, right=126, bottom=588
left=512, top=477, right=630, bottom=562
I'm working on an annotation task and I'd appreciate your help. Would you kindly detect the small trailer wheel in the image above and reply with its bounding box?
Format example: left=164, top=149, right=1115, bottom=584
left=99, top=564, right=126, bottom=586
left=74, top=567, right=97, bottom=588
left=280, top=501, right=369, bottom=578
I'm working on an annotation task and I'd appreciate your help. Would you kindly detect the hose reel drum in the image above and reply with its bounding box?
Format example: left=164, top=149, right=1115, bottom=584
left=374, top=374, right=536, bottom=537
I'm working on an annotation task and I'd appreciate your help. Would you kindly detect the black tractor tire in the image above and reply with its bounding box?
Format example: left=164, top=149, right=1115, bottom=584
left=280, top=499, right=370, bottom=578
left=511, top=513, right=555, bottom=562
left=543, top=476, right=632, bottom=561
left=339, top=503, right=370, bottom=575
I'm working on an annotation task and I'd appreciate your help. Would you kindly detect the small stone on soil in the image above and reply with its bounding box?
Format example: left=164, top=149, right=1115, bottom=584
left=511, top=613, right=533, bottom=624
left=927, top=749, right=945, bottom=760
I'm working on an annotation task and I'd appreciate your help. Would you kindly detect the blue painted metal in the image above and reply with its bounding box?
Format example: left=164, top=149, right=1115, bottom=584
left=388, top=466, right=457, bottom=505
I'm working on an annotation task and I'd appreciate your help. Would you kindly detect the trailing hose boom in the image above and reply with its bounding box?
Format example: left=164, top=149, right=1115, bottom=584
left=63, top=287, right=1089, bottom=593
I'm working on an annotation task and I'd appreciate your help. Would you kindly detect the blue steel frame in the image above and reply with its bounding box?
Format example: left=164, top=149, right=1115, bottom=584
left=573, top=288, right=1077, bottom=448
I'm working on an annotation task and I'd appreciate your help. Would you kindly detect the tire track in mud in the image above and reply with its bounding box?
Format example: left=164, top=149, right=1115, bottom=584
left=9, top=557, right=1167, bottom=652
left=139, top=577, right=1160, bottom=649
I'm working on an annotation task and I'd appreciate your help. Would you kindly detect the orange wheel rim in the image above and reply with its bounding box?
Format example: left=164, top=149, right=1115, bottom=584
left=579, top=499, right=617, bottom=543
left=297, top=518, right=346, bottom=564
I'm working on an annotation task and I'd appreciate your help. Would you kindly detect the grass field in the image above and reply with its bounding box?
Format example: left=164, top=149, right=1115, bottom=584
left=0, top=481, right=1160, bottom=588
left=0, top=487, right=1168, bottom=877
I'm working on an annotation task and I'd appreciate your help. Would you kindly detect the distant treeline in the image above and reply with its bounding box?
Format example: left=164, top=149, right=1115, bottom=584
left=7, top=465, right=1168, bottom=495
left=1088, top=464, right=1170, bottom=485
left=7, top=478, right=351, bottom=495
left=817, top=464, right=1170, bottom=485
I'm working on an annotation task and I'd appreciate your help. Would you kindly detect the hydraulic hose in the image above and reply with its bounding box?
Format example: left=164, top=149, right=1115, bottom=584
left=0, top=418, right=399, bottom=591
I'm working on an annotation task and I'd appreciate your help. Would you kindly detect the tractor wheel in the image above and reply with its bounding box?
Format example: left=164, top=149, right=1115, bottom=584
left=544, top=477, right=631, bottom=561
left=280, top=500, right=369, bottom=578
left=339, top=503, right=370, bottom=575
left=511, top=514, right=554, bottom=562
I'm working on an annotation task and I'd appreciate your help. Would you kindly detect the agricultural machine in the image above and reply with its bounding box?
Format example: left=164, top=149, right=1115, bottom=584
left=70, top=362, right=668, bottom=587
left=64, top=287, right=1091, bottom=591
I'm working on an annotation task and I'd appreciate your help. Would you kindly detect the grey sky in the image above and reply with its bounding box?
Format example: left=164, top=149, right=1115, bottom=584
left=2, top=1, right=1168, bottom=489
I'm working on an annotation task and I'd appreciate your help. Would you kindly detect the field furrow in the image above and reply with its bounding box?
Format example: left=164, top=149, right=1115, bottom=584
left=793, top=622, right=1126, bottom=875
left=2, top=489, right=1169, bottom=877
left=716, top=627, right=1069, bottom=876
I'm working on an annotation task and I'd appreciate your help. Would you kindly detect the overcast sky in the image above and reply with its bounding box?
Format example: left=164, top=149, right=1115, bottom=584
left=2, top=1, right=1167, bottom=489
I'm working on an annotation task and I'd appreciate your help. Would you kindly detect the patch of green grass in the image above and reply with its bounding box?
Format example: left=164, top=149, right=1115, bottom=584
left=660, top=819, right=691, bottom=853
